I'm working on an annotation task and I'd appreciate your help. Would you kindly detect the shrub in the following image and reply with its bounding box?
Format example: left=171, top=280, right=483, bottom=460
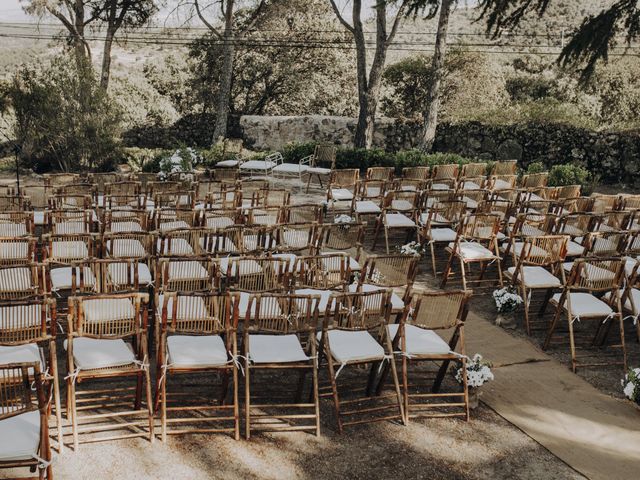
left=123, top=147, right=167, bottom=172
left=6, top=54, right=123, bottom=173
left=526, top=161, right=547, bottom=174
left=548, top=164, right=590, bottom=186
left=282, top=142, right=318, bottom=164
left=336, top=148, right=395, bottom=170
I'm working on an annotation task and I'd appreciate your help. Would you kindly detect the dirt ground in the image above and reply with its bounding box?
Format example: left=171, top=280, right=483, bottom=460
left=0, top=172, right=618, bottom=480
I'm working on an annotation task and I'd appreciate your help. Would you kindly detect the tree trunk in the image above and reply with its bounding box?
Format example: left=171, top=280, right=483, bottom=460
left=100, top=27, right=116, bottom=90
left=212, top=0, right=236, bottom=145
left=421, top=0, right=453, bottom=152
left=73, top=0, right=89, bottom=69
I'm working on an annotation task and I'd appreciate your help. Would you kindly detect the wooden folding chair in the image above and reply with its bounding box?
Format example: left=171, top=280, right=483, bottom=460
left=441, top=213, right=504, bottom=290
left=42, top=233, right=96, bottom=263
left=251, top=188, right=291, bottom=208
left=0, top=236, right=38, bottom=266
left=46, top=209, right=95, bottom=235
left=460, top=162, right=488, bottom=178
left=457, top=176, right=486, bottom=191
left=155, top=292, right=240, bottom=441
left=102, top=209, right=149, bottom=234
left=156, top=257, right=217, bottom=293
left=45, top=259, right=100, bottom=298
left=318, top=290, right=404, bottom=432
left=430, top=164, right=459, bottom=190
left=104, top=180, right=141, bottom=198
left=243, top=293, right=321, bottom=438
left=290, top=253, right=351, bottom=292
left=326, top=169, right=360, bottom=207
left=245, top=206, right=282, bottom=226
left=419, top=200, right=467, bottom=275
left=490, top=160, right=517, bottom=176
left=520, top=172, right=549, bottom=189
left=372, top=191, right=420, bottom=254
left=317, top=222, right=365, bottom=273
left=0, top=194, right=31, bottom=211
left=0, top=362, right=53, bottom=479
left=544, top=257, right=627, bottom=372
left=384, top=289, right=471, bottom=422
left=505, top=235, right=568, bottom=335
left=351, top=179, right=386, bottom=223
left=304, top=144, right=337, bottom=192
left=48, top=194, right=93, bottom=211
left=103, top=193, right=147, bottom=211
left=357, top=253, right=418, bottom=305
left=66, top=293, right=153, bottom=449
left=0, top=298, right=63, bottom=452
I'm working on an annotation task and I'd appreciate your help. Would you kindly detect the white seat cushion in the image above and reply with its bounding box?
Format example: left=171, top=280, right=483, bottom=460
left=391, top=199, right=413, bottom=211
left=273, top=163, right=308, bottom=174
left=0, top=410, right=40, bottom=461
left=0, top=344, right=43, bottom=371
left=156, top=238, right=194, bottom=255
left=462, top=197, right=478, bottom=210
left=448, top=242, right=496, bottom=260
left=50, top=266, right=96, bottom=291
left=429, top=228, right=457, bottom=242
left=330, top=188, right=354, bottom=201
left=0, top=242, right=29, bottom=260
left=294, top=288, right=334, bottom=314
left=158, top=221, right=190, bottom=232
left=0, top=223, right=27, bottom=237
left=108, top=239, right=147, bottom=258
left=493, top=179, right=513, bottom=190
left=355, top=200, right=381, bottom=214
left=237, top=292, right=284, bottom=318
left=385, top=213, right=416, bottom=228
left=249, top=334, right=309, bottom=363
left=239, top=160, right=276, bottom=171
left=107, top=262, right=153, bottom=286
left=168, top=261, right=209, bottom=280
left=33, top=211, right=45, bottom=226
left=110, top=221, right=143, bottom=233
left=306, top=166, right=331, bottom=175
left=462, top=181, right=481, bottom=190
left=565, top=240, right=585, bottom=256
left=54, top=221, right=87, bottom=235
left=51, top=240, right=88, bottom=260
left=217, top=257, right=262, bottom=275
left=507, top=266, right=561, bottom=288
left=324, top=330, right=385, bottom=364
left=431, top=183, right=450, bottom=191
left=387, top=324, right=451, bottom=356
left=0, top=267, right=31, bottom=292
left=70, top=337, right=136, bottom=370
left=158, top=294, right=208, bottom=320
left=551, top=292, right=613, bottom=318
left=508, top=242, right=548, bottom=258
left=216, top=159, right=239, bottom=167
left=320, top=252, right=360, bottom=271
left=348, top=283, right=405, bottom=311
left=82, top=298, right=135, bottom=323
left=167, top=335, right=227, bottom=367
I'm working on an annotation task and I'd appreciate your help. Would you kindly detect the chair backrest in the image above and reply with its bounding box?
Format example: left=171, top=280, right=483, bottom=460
left=157, top=257, right=217, bottom=292
left=275, top=223, right=318, bottom=253
left=313, top=144, right=337, bottom=169
left=146, top=181, right=181, bottom=197
left=160, top=291, right=238, bottom=336
left=48, top=194, right=92, bottom=210
left=99, top=258, right=152, bottom=293
left=47, top=209, right=93, bottom=235
left=324, top=290, right=392, bottom=331
left=68, top=292, right=148, bottom=338
left=252, top=188, right=291, bottom=208
left=102, top=209, right=149, bottom=234
left=223, top=256, right=290, bottom=293
left=432, top=164, right=458, bottom=180
left=245, top=293, right=320, bottom=335
left=591, top=194, right=621, bottom=213
left=457, top=213, right=500, bottom=241
left=565, top=257, right=625, bottom=292
left=0, top=263, right=42, bottom=299
left=599, top=210, right=632, bottom=231
left=103, top=193, right=146, bottom=210
left=383, top=190, right=420, bottom=211
left=621, top=195, right=640, bottom=211
left=0, top=362, right=44, bottom=421
left=555, top=213, right=598, bottom=237
left=291, top=254, right=350, bottom=289
left=0, top=236, right=38, bottom=265
left=489, top=174, right=517, bottom=190
left=55, top=183, right=95, bottom=197
left=555, top=196, right=594, bottom=214
left=402, top=166, right=430, bottom=181
left=491, top=160, right=517, bottom=175
left=356, top=180, right=387, bottom=200
left=152, top=208, right=195, bottom=232
left=42, top=233, right=95, bottom=262
left=210, top=168, right=240, bottom=182
left=582, top=231, right=627, bottom=257
left=511, top=212, right=555, bottom=238
left=0, top=195, right=31, bottom=211
left=360, top=254, right=418, bottom=288
left=556, top=185, right=582, bottom=199
left=366, top=166, right=393, bottom=181
left=45, top=259, right=100, bottom=295
left=514, top=235, right=568, bottom=268
left=520, top=172, right=549, bottom=189
left=0, top=298, right=54, bottom=344
left=154, top=191, right=195, bottom=210
left=424, top=200, right=467, bottom=228
left=408, top=289, right=470, bottom=330
left=460, top=162, right=488, bottom=178
left=202, top=208, right=242, bottom=229
left=281, top=204, right=323, bottom=224
left=0, top=211, right=34, bottom=237
left=103, top=231, right=153, bottom=260
left=330, top=169, right=359, bottom=187
left=318, top=222, right=365, bottom=255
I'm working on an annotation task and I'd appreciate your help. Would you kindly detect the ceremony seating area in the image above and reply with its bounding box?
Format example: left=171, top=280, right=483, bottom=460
left=1, top=158, right=640, bottom=478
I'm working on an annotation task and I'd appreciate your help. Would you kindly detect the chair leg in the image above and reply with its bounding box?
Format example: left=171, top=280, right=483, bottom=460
left=384, top=227, right=390, bottom=254
left=440, top=252, right=455, bottom=289
left=134, top=371, right=143, bottom=410
left=618, top=313, right=628, bottom=371
left=325, top=352, right=343, bottom=434
left=233, top=364, right=240, bottom=441
left=567, top=315, right=578, bottom=373
left=311, top=360, right=321, bottom=437
left=386, top=338, right=406, bottom=425
left=429, top=241, right=437, bottom=277
left=161, top=374, right=167, bottom=443
left=459, top=258, right=468, bottom=291
left=538, top=288, right=554, bottom=318
left=145, top=368, right=154, bottom=443
left=49, top=343, right=64, bottom=452
left=305, top=173, right=313, bottom=193
left=244, top=359, right=251, bottom=439
left=520, top=284, right=531, bottom=335
left=372, top=217, right=381, bottom=250
left=402, top=352, right=409, bottom=424
left=543, top=304, right=563, bottom=350
left=69, top=378, right=79, bottom=451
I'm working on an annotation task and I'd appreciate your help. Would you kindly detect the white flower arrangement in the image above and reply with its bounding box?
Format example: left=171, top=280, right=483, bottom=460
left=456, top=353, right=494, bottom=389
left=621, top=367, right=640, bottom=404
left=158, top=147, right=201, bottom=180
left=334, top=214, right=354, bottom=224
left=370, top=268, right=385, bottom=284
left=493, top=287, right=523, bottom=313
left=398, top=241, right=424, bottom=257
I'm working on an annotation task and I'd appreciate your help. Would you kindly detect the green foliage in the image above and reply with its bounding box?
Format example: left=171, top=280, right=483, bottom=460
left=548, top=164, right=590, bottom=186
left=123, top=147, right=166, bottom=172
left=282, top=142, right=318, bottom=164
left=336, top=148, right=395, bottom=170
left=526, top=161, right=546, bottom=173
left=6, top=54, right=122, bottom=173
left=591, top=57, right=640, bottom=130
left=381, top=55, right=431, bottom=119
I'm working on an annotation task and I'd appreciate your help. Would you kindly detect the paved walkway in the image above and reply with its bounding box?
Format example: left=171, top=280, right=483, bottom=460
left=466, top=311, right=640, bottom=480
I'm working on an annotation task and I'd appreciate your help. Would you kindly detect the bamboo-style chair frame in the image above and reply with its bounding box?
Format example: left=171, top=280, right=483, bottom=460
left=42, top=233, right=96, bottom=262
left=0, top=236, right=38, bottom=265
left=155, top=291, right=240, bottom=441
left=0, top=211, right=34, bottom=237
left=0, top=263, right=42, bottom=299
left=242, top=293, right=321, bottom=438
left=66, top=293, right=154, bottom=449
left=0, top=362, right=53, bottom=479
left=366, top=166, right=394, bottom=181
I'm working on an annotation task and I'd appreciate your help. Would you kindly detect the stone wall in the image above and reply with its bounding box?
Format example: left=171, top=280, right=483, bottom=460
left=238, top=115, right=640, bottom=185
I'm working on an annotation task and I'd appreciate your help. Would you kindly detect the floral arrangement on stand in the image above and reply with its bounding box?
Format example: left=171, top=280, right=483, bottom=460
left=492, top=287, right=523, bottom=327
left=621, top=367, right=640, bottom=405
left=334, top=214, right=354, bottom=231
left=397, top=241, right=425, bottom=257
left=455, top=353, right=494, bottom=409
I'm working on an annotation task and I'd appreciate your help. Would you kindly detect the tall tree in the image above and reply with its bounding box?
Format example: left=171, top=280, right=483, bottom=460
left=189, top=0, right=267, bottom=144
left=329, top=0, right=407, bottom=149
left=94, top=1, right=157, bottom=89
left=478, top=0, right=640, bottom=83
